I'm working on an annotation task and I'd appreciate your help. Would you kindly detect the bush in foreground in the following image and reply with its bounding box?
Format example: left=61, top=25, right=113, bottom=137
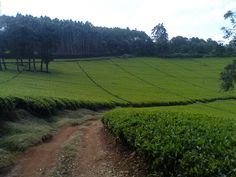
left=0, top=96, right=117, bottom=118
left=102, top=109, right=236, bottom=177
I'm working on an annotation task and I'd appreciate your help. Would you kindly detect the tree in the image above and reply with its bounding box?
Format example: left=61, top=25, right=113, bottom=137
left=220, top=11, right=236, bottom=91
left=169, top=36, right=189, bottom=53
left=206, top=38, right=219, bottom=55
left=37, top=17, right=59, bottom=72
left=0, top=13, right=155, bottom=63
left=2, top=14, right=38, bottom=71
left=151, top=23, right=169, bottom=54
left=221, top=11, right=236, bottom=40
left=220, top=60, right=236, bottom=91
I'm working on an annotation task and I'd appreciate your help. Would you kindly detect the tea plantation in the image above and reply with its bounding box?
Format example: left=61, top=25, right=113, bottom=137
left=1, top=57, right=236, bottom=176
left=0, top=57, right=235, bottom=104
left=102, top=101, right=236, bottom=176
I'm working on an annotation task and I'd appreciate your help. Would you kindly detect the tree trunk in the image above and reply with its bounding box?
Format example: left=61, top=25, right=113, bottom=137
left=2, top=58, right=6, bottom=70
left=40, top=59, right=43, bottom=72
left=0, top=59, right=2, bottom=71
left=16, top=58, right=19, bottom=72
left=33, top=58, right=36, bottom=72
left=28, top=58, right=31, bottom=71
left=46, top=62, right=49, bottom=73
left=20, top=58, right=23, bottom=66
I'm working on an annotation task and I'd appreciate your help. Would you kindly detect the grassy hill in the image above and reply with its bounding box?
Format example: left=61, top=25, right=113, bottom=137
left=0, top=57, right=235, bottom=104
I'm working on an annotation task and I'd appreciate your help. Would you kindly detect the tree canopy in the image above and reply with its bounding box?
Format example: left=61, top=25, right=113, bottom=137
left=152, top=23, right=169, bottom=54
left=220, top=11, right=236, bottom=91
left=0, top=14, right=154, bottom=60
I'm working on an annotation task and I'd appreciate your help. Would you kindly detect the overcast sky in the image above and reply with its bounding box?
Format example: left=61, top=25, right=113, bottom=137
left=1, top=0, right=236, bottom=42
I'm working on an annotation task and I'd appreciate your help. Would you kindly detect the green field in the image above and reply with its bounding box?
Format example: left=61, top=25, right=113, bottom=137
left=0, top=57, right=235, bottom=104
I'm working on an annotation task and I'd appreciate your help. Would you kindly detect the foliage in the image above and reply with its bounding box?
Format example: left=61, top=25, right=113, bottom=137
left=0, top=149, right=16, bottom=169
left=0, top=97, right=15, bottom=114
left=0, top=110, right=54, bottom=152
left=0, top=96, right=117, bottom=118
left=169, top=37, right=227, bottom=56
left=102, top=109, right=236, bottom=177
left=0, top=14, right=153, bottom=59
left=220, top=60, right=236, bottom=91
left=0, top=14, right=234, bottom=61
left=221, top=11, right=236, bottom=40
left=221, top=11, right=236, bottom=91
left=152, top=23, right=169, bottom=54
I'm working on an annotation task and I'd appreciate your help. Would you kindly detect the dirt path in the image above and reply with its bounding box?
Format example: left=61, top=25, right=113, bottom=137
left=3, top=126, right=80, bottom=177
left=2, top=120, right=147, bottom=177
left=74, top=120, right=146, bottom=177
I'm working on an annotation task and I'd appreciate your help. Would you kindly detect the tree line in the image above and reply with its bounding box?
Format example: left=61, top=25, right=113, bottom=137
left=151, top=23, right=236, bottom=57
left=0, top=14, right=236, bottom=72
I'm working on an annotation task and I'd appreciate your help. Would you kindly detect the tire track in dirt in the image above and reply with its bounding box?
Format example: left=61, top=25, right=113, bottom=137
left=1, top=119, right=147, bottom=177
left=73, top=120, right=147, bottom=177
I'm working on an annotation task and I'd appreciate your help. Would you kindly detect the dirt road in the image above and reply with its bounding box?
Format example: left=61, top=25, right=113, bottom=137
left=2, top=120, right=146, bottom=177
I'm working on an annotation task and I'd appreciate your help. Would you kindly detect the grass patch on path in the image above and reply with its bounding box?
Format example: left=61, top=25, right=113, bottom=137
left=50, top=132, right=80, bottom=177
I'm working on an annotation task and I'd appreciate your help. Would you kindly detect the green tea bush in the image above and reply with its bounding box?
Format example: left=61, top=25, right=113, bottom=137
left=22, top=97, right=55, bottom=117
left=0, top=97, right=15, bottom=113
left=2, top=95, right=236, bottom=120
left=0, top=96, right=118, bottom=118
left=102, top=109, right=236, bottom=177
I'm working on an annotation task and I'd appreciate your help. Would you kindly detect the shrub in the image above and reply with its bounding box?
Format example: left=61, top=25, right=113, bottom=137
left=0, top=97, right=15, bottom=113
left=102, top=109, right=236, bottom=177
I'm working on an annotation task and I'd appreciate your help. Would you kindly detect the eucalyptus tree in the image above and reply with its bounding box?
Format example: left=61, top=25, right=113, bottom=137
left=36, top=16, right=59, bottom=72
left=220, top=11, right=236, bottom=91
left=152, top=23, right=169, bottom=55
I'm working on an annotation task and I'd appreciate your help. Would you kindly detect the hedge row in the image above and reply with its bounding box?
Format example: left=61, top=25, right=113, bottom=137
left=0, top=97, right=15, bottom=112
left=1, top=96, right=236, bottom=118
left=102, top=109, right=236, bottom=177
left=0, top=96, right=117, bottom=118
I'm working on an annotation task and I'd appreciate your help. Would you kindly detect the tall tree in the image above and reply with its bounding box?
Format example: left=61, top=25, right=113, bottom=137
left=37, top=17, right=59, bottom=72
left=151, top=23, right=169, bottom=55
left=220, top=11, right=236, bottom=91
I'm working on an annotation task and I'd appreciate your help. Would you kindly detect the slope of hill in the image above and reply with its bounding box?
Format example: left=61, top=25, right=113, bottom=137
left=0, top=57, right=235, bottom=104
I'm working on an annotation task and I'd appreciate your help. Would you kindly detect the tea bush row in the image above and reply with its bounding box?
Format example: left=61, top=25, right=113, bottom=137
left=102, top=109, right=236, bottom=177
left=1, top=95, right=236, bottom=119
left=0, top=96, right=117, bottom=118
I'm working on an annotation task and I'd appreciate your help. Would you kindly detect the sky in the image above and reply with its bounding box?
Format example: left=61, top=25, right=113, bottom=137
left=1, top=0, right=236, bottom=42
